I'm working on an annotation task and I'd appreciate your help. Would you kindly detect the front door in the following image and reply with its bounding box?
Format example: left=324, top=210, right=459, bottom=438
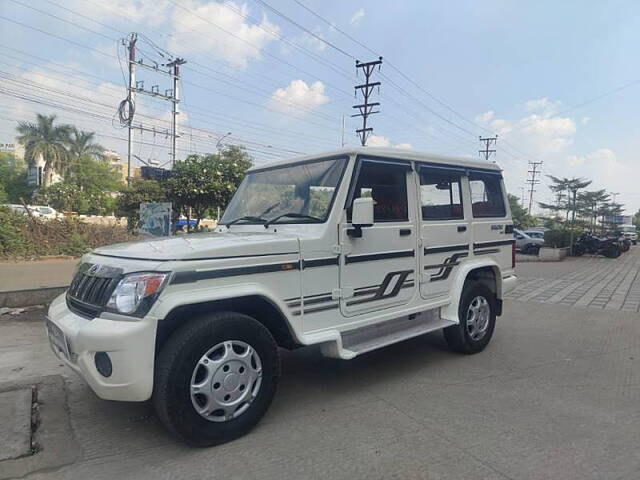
left=339, top=158, right=418, bottom=317
left=417, top=164, right=471, bottom=300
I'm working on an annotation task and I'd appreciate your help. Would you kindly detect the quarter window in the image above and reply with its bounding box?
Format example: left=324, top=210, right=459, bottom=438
left=469, top=172, right=506, bottom=218
left=348, top=160, right=409, bottom=222
left=419, top=167, right=464, bottom=220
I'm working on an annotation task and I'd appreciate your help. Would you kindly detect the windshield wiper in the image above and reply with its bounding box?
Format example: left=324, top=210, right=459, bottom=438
left=224, top=215, right=268, bottom=227
left=264, top=213, right=323, bottom=228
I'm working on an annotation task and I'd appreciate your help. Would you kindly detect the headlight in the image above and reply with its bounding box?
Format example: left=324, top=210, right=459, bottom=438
left=106, top=273, right=169, bottom=315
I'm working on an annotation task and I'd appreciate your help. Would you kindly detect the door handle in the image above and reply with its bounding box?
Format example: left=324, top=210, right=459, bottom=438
left=399, top=228, right=412, bottom=236
left=457, top=225, right=467, bottom=232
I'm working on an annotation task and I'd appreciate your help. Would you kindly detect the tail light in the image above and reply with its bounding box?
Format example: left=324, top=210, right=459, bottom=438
left=512, top=242, right=516, bottom=268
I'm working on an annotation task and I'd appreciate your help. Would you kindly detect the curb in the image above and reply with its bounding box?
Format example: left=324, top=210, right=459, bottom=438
left=0, top=286, right=68, bottom=308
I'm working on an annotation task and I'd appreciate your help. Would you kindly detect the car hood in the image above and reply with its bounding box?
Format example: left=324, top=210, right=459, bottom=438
left=91, top=231, right=300, bottom=261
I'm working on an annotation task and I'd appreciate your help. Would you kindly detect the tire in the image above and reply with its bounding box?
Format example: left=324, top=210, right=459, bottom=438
left=604, top=244, right=621, bottom=258
left=573, top=244, right=585, bottom=256
left=153, top=311, right=279, bottom=447
left=633, top=240, right=637, bottom=245
left=621, top=242, right=630, bottom=252
left=529, top=245, right=540, bottom=256
left=443, top=282, right=497, bottom=354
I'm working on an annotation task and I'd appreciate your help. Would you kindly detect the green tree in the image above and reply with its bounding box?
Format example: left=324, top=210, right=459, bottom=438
left=34, top=155, right=121, bottom=215
left=633, top=209, right=640, bottom=230
left=116, top=178, right=167, bottom=232
left=16, top=114, right=72, bottom=187
left=508, top=194, right=536, bottom=228
left=0, top=152, right=33, bottom=203
left=68, top=128, right=105, bottom=160
left=167, top=146, right=252, bottom=227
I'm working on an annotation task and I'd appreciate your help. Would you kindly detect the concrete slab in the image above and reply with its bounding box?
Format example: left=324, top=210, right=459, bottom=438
left=0, top=387, right=32, bottom=461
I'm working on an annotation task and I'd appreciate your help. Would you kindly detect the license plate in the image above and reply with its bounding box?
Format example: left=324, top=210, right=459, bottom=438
left=46, top=318, right=70, bottom=361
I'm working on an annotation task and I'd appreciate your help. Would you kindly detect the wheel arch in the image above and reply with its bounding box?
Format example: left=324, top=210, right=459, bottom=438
left=440, top=260, right=503, bottom=323
left=155, top=294, right=300, bottom=355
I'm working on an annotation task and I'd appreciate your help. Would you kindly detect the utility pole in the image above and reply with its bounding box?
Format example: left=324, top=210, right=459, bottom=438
left=520, top=187, right=526, bottom=206
left=479, top=135, right=498, bottom=161
left=167, top=57, right=186, bottom=168
left=341, top=115, right=345, bottom=147
left=610, top=191, right=619, bottom=204
left=352, top=57, right=382, bottom=146
left=120, top=33, right=184, bottom=183
left=126, top=33, right=137, bottom=186
left=526, top=161, right=543, bottom=215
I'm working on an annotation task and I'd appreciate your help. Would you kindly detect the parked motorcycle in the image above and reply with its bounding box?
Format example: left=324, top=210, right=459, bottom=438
left=606, top=230, right=631, bottom=253
left=573, top=232, right=621, bottom=258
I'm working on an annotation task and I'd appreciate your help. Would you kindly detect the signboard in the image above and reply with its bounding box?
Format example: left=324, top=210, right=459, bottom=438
left=0, top=143, right=15, bottom=152
left=139, top=202, right=172, bottom=237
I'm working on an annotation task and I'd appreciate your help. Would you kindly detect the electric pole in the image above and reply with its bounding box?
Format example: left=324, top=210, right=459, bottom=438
left=610, top=191, right=619, bottom=204
left=479, top=135, right=498, bottom=161
left=120, top=33, right=184, bottom=184
left=352, top=57, right=382, bottom=146
left=126, top=33, right=137, bottom=186
left=167, top=57, right=186, bottom=168
left=526, top=161, right=543, bottom=215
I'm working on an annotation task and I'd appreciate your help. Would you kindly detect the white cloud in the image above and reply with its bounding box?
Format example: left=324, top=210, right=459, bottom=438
left=581, top=116, right=591, bottom=125
left=269, top=80, right=329, bottom=113
left=475, top=110, right=495, bottom=123
left=367, top=135, right=411, bottom=150
left=525, top=97, right=561, bottom=116
left=69, top=0, right=171, bottom=26
left=350, top=9, right=365, bottom=26
left=168, top=1, right=279, bottom=67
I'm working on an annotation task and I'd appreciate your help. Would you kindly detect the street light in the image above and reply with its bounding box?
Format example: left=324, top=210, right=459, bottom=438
left=216, top=132, right=232, bottom=151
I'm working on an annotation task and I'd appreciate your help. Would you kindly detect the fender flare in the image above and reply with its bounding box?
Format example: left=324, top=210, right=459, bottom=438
left=150, top=283, right=302, bottom=342
left=440, top=259, right=502, bottom=324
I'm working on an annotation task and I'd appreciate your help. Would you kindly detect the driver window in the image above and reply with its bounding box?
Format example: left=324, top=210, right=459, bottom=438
left=348, top=160, right=409, bottom=223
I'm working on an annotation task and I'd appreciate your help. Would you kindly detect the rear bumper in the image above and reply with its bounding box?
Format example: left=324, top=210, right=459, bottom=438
left=502, top=274, right=517, bottom=295
left=46, top=294, right=157, bottom=401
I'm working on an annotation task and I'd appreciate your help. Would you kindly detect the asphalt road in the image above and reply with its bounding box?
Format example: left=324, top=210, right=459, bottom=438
left=1, top=250, right=640, bottom=480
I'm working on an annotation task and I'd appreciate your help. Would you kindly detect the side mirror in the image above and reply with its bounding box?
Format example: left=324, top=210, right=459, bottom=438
left=348, top=197, right=374, bottom=238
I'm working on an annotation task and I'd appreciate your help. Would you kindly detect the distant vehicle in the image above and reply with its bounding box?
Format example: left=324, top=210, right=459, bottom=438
left=29, top=205, right=62, bottom=219
left=3, top=204, right=38, bottom=216
left=514, top=228, right=544, bottom=255
left=524, top=229, right=545, bottom=240
left=617, top=224, right=637, bottom=245
left=174, top=218, right=197, bottom=231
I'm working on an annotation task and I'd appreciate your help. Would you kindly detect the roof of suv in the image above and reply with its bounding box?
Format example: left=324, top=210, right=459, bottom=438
left=249, top=147, right=503, bottom=173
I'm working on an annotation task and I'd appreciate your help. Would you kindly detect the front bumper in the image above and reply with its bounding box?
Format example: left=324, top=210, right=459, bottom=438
left=46, top=294, right=157, bottom=401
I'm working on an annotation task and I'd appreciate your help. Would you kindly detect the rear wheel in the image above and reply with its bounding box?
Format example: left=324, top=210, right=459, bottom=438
left=444, top=282, right=496, bottom=354
left=604, top=244, right=621, bottom=258
left=154, top=312, right=279, bottom=446
left=573, top=244, right=585, bottom=256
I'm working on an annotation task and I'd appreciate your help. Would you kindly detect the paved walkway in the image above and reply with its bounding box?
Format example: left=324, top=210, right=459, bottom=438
left=0, top=258, right=77, bottom=292
left=508, top=247, right=640, bottom=312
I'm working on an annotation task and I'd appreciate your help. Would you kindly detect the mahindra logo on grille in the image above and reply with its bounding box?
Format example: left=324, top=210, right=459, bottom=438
left=88, top=264, right=102, bottom=276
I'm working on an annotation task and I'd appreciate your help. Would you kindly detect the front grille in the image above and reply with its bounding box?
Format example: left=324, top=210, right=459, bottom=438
left=66, top=264, right=122, bottom=318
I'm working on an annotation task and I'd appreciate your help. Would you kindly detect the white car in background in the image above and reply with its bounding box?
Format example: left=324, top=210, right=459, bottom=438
left=618, top=224, right=637, bottom=245
left=29, top=205, right=63, bottom=219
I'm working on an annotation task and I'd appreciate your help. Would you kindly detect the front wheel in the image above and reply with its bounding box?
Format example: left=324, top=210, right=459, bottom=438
left=153, top=312, right=279, bottom=447
left=443, top=282, right=497, bottom=354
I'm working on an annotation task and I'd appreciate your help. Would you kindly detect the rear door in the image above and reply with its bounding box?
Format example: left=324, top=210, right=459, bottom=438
left=339, top=157, right=418, bottom=317
left=468, top=171, right=513, bottom=262
left=418, top=164, right=470, bottom=300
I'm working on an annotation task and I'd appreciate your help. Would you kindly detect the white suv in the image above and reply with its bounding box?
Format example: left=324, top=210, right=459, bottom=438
left=47, top=148, right=517, bottom=446
left=618, top=224, right=637, bottom=245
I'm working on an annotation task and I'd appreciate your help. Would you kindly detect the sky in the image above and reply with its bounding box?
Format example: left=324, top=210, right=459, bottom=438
left=1, top=0, right=639, bottom=215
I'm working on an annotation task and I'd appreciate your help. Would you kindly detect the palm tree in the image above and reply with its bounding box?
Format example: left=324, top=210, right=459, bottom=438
left=16, top=114, right=72, bottom=187
left=68, top=128, right=105, bottom=160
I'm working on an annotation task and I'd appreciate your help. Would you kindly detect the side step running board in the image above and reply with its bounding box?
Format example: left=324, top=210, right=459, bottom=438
left=321, top=309, right=456, bottom=359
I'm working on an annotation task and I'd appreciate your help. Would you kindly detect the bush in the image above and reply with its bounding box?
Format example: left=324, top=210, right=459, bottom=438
left=0, top=207, right=136, bottom=259
left=543, top=229, right=577, bottom=248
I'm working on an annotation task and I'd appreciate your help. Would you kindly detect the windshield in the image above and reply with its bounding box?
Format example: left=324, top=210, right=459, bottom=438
left=221, top=157, right=346, bottom=225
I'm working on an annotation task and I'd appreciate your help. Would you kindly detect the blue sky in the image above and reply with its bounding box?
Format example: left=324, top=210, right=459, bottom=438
left=1, top=0, right=639, bottom=214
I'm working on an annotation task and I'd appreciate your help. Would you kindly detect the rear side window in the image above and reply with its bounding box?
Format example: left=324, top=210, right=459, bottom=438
left=469, top=172, right=506, bottom=218
left=419, top=167, right=464, bottom=220
left=348, top=160, right=409, bottom=222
